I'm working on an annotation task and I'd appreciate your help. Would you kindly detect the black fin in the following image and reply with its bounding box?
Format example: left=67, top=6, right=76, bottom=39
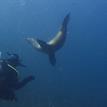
left=48, top=53, right=56, bottom=66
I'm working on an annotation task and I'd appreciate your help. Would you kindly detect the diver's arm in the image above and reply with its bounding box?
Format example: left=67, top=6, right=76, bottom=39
left=14, top=75, right=35, bottom=90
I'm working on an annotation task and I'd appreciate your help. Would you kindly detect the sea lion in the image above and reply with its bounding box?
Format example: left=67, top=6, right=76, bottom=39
left=26, top=13, right=70, bottom=66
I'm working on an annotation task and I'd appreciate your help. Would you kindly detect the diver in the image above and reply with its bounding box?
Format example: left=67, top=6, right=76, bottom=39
left=0, top=52, right=35, bottom=101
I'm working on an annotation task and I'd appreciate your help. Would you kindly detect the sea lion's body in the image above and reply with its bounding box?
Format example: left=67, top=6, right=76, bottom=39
left=26, top=13, right=70, bottom=65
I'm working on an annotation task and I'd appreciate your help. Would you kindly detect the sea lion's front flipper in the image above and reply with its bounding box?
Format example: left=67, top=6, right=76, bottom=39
left=37, top=39, right=56, bottom=65
left=48, top=52, right=56, bottom=66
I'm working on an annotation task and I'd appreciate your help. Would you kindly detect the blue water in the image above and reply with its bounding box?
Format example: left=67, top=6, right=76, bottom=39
left=0, top=0, right=107, bottom=107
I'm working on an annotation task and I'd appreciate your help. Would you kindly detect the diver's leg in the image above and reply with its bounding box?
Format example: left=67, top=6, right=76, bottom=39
left=0, top=87, right=17, bottom=101
left=14, top=76, right=35, bottom=90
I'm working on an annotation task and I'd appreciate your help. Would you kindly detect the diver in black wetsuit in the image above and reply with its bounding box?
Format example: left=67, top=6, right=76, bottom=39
left=0, top=53, right=35, bottom=101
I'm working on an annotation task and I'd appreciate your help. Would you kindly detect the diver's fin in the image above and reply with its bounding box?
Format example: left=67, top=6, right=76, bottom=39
left=48, top=52, right=56, bottom=66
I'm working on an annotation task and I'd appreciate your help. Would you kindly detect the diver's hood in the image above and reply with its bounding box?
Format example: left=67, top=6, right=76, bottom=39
left=6, top=52, right=26, bottom=67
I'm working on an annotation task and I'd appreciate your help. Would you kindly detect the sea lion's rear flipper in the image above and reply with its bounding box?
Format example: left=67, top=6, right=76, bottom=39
left=48, top=52, right=56, bottom=66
